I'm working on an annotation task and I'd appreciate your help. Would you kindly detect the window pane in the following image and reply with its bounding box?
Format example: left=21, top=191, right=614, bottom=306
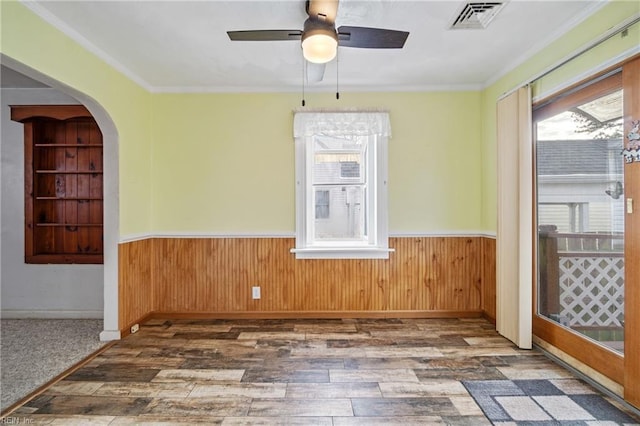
left=315, top=190, right=330, bottom=219
left=313, top=185, right=366, bottom=240
left=536, top=84, right=624, bottom=354
left=312, top=135, right=366, bottom=185
left=313, top=152, right=363, bottom=184
left=313, top=135, right=365, bottom=151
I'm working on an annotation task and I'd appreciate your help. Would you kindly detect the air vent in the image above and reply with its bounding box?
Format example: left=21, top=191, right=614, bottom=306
left=450, top=2, right=506, bottom=29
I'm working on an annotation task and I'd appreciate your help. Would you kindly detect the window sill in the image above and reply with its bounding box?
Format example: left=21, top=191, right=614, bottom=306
left=290, top=247, right=394, bottom=259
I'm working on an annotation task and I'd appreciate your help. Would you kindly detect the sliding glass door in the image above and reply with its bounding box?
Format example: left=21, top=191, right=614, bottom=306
left=535, top=71, right=625, bottom=355
left=532, top=54, right=640, bottom=410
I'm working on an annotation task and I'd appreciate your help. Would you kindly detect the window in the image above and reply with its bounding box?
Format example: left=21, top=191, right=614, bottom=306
left=11, top=105, right=104, bottom=264
left=292, top=111, right=391, bottom=259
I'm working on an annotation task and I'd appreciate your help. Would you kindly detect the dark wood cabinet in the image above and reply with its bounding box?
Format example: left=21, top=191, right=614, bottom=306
left=11, top=105, right=103, bottom=264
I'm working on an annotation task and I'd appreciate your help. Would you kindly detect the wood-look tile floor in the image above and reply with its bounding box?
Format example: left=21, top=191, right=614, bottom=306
left=6, top=318, right=640, bottom=425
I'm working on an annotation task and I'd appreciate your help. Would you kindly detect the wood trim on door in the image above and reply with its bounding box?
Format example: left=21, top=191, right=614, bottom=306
left=622, top=56, right=640, bottom=408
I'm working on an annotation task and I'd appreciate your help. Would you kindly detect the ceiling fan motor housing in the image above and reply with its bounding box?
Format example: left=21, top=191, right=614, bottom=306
left=302, top=18, right=338, bottom=42
left=301, top=18, right=339, bottom=63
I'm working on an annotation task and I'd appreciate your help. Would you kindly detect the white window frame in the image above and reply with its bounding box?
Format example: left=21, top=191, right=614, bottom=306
left=291, top=111, right=392, bottom=259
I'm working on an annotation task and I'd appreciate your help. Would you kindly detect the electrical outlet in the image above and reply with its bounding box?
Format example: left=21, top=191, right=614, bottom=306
left=252, top=286, right=261, bottom=299
left=130, top=323, right=140, bottom=334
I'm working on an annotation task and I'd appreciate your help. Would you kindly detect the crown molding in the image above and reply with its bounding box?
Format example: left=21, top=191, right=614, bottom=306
left=149, top=83, right=485, bottom=94
left=20, top=0, right=154, bottom=92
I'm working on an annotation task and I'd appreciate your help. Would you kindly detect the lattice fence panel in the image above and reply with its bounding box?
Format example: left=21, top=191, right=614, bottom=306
left=558, top=257, right=624, bottom=327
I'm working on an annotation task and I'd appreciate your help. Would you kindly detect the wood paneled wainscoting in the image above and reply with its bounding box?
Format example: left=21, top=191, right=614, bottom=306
left=118, top=236, right=497, bottom=333
left=118, top=238, right=154, bottom=332
left=481, top=236, right=497, bottom=320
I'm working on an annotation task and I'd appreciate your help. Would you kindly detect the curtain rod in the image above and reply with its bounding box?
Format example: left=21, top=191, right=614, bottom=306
left=292, top=107, right=389, bottom=113
left=499, top=12, right=640, bottom=101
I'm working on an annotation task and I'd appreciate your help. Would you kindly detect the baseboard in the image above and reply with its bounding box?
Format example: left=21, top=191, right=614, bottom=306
left=1, top=310, right=102, bottom=319
left=115, top=309, right=487, bottom=337
left=99, top=329, right=121, bottom=341
left=482, top=311, right=497, bottom=324
left=146, top=310, right=485, bottom=321
left=119, top=312, right=155, bottom=338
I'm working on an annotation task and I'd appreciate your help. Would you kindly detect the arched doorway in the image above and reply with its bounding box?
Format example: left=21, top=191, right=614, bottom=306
left=1, top=54, right=120, bottom=339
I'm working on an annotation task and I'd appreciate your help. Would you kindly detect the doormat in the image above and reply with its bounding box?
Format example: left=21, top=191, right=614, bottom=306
left=462, top=379, right=639, bottom=424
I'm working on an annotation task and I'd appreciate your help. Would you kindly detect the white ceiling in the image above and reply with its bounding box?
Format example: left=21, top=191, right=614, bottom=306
left=16, top=0, right=605, bottom=92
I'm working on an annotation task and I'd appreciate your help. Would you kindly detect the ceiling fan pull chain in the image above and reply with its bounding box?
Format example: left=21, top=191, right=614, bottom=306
left=302, top=55, right=306, bottom=107
left=336, top=47, right=340, bottom=100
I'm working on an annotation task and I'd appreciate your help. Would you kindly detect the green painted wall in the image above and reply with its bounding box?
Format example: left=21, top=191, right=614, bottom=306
left=4, top=0, right=635, bottom=237
left=1, top=1, right=154, bottom=236
left=480, top=0, right=640, bottom=232
left=151, top=91, right=483, bottom=234
left=2, top=1, right=483, bottom=236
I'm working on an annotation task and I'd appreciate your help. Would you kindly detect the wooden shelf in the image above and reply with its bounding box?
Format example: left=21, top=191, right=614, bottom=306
left=12, top=105, right=104, bottom=264
left=35, top=144, right=102, bottom=147
left=36, top=223, right=103, bottom=227
left=10, top=105, right=93, bottom=122
left=36, top=197, right=103, bottom=201
left=36, top=170, right=103, bottom=174
left=26, top=254, right=103, bottom=265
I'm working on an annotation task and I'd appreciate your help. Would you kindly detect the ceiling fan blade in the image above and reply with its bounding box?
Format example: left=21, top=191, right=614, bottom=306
left=337, top=26, right=409, bottom=49
left=227, top=30, right=303, bottom=41
left=306, top=62, right=326, bottom=83
left=306, top=0, right=339, bottom=24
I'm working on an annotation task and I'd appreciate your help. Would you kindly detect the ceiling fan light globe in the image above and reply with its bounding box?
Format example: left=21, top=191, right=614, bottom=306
left=302, top=33, right=337, bottom=64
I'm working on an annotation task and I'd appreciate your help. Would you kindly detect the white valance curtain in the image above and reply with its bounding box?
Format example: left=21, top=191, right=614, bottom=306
left=293, top=111, right=391, bottom=138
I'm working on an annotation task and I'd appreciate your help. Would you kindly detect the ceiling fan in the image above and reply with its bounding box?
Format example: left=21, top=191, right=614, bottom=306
left=227, top=0, right=409, bottom=82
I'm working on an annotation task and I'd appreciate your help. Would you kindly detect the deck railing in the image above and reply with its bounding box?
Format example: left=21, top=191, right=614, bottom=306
left=538, top=225, right=624, bottom=328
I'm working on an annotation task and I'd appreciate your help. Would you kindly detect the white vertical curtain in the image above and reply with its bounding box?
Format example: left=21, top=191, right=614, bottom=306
left=496, top=86, right=533, bottom=349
